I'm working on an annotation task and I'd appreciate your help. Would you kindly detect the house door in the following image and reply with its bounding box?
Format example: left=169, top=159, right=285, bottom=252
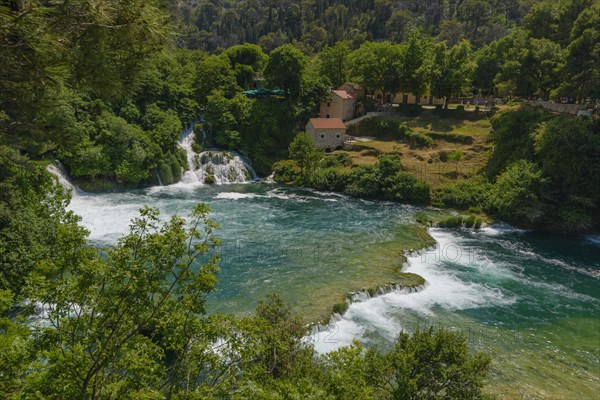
left=402, top=94, right=408, bottom=104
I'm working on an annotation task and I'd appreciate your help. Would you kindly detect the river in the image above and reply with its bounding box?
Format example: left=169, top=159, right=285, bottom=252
left=65, top=182, right=599, bottom=399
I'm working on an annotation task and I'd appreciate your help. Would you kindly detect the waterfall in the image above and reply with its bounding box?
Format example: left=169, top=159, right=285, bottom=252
left=46, top=161, right=84, bottom=196
left=179, top=127, right=256, bottom=185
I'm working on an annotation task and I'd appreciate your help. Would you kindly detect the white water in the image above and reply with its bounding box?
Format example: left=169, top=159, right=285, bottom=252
left=46, top=161, right=85, bottom=196
left=312, top=228, right=517, bottom=354
left=179, top=128, right=256, bottom=185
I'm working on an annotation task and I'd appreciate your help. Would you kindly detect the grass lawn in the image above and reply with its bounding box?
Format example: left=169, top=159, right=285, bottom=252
left=335, top=111, right=495, bottom=187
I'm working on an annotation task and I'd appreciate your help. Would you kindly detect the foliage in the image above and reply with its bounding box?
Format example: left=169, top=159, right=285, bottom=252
left=288, top=133, right=322, bottom=174
left=488, top=160, right=546, bottom=227
left=430, top=40, right=476, bottom=107
left=264, top=44, right=307, bottom=99
left=433, top=177, right=492, bottom=210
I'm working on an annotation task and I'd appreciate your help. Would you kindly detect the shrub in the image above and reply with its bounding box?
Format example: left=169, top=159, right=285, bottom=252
left=432, top=177, right=492, bottom=210
left=428, top=132, right=474, bottom=144
left=272, top=160, right=301, bottom=184
left=310, top=168, right=349, bottom=191
left=204, top=174, right=216, bottom=184
left=216, top=129, right=241, bottom=150
left=487, top=160, right=546, bottom=226
left=381, top=172, right=431, bottom=204
left=320, top=152, right=352, bottom=168
left=405, top=131, right=433, bottom=148
left=168, top=152, right=182, bottom=183
left=345, top=165, right=380, bottom=197
left=157, top=161, right=174, bottom=185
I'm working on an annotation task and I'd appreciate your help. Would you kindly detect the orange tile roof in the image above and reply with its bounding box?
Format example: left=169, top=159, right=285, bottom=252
left=332, top=90, right=355, bottom=100
left=308, top=118, right=346, bottom=129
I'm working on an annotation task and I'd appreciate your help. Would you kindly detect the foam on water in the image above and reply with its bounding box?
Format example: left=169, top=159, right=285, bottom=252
left=215, top=192, right=258, bottom=200
left=314, top=228, right=517, bottom=353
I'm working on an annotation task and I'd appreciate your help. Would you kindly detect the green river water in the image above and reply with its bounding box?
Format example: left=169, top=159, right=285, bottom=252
left=68, top=183, right=600, bottom=399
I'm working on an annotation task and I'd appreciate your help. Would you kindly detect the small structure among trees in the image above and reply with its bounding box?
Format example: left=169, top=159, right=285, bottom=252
left=305, top=118, right=347, bottom=151
left=319, top=89, right=356, bottom=121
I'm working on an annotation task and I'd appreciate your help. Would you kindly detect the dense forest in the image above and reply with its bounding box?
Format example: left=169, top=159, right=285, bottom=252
left=0, top=0, right=599, bottom=396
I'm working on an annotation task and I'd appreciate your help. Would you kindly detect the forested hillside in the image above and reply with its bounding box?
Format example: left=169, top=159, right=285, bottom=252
left=169, top=0, right=537, bottom=51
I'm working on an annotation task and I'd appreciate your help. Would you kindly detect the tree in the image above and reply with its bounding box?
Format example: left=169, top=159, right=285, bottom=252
left=399, top=33, right=433, bottom=97
left=349, top=41, right=404, bottom=102
left=430, top=40, right=476, bottom=107
left=553, top=2, right=600, bottom=102
left=386, top=10, right=412, bottom=42
left=264, top=44, right=307, bottom=99
left=318, top=42, right=351, bottom=88
left=533, top=116, right=600, bottom=198
left=195, top=55, right=239, bottom=106
left=488, top=160, right=546, bottom=226
left=369, top=327, right=491, bottom=399
left=323, top=328, right=490, bottom=400
left=288, top=133, right=321, bottom=175
left=18, top=204, right=222, bottom=398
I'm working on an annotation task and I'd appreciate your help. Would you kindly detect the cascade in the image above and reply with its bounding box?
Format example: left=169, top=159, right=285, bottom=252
left=179, top=127, right=256, bottom=185
left=46, top=161, right=84, bottom=196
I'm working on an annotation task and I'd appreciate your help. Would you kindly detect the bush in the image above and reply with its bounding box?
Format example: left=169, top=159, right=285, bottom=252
left=428, top=132, right=474, bottom=144
left=381, top=172, right=430, bottom=204
left=310, top=168, right=349, bottom=191
left=432, top=177, right=492, bottom=210
left=157, top=160, right=174, bottom=185
left=216, top=129, right=241, bottom=150
left=320, top=152, right=352, bottom=168
left=204, top=174, right=216, bottom=184
left=345, top=165, right=380, bottom=197
left=169, top=152, right=182, bottom=183
left=272, top=160, right=301, bottom=184
left=405, top=131, right=433, bottom=148
left=487, top=160, right=546, bottom=226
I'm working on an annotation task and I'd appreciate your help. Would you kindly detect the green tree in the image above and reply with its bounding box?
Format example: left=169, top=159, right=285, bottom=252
left=533, top=116, right=600, bottom=198
left=430, top=40, right=476, bottom=108
left=366, top=327, right=491, bottom=399
left=264, top=44, right=307, bottom=99
left=488, top=160, right=546, bottom=226
left=553, top=2, right=600, bottom=101
left=318, top=42, right=351, bottom=88
left=399, top=33, right=433, bottom=97
left=195, top=55, right=239, bottom=106
left=19, top=204, right=221, bottom=398
left=349, top=41, right=404, bottom=102
left=288, top=133, right=321, bottom=176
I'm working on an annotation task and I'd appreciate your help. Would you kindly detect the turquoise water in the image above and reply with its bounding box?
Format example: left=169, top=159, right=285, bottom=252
left=68, top=183, right=600, bottom=398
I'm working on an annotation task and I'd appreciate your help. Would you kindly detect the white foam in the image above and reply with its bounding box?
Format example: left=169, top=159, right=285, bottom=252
left=313, top=228, right=516, bottom=354
left=215, top=192, right=257, bottom=200
left=480, top=222, right=527, bottom=236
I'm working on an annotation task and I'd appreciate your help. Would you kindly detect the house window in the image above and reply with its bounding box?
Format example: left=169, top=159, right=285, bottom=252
left=320, top=134, right=325, bottom=138
left=336, top=135, right=340, bottom=138
left=326, top=102, right=330, bottom=107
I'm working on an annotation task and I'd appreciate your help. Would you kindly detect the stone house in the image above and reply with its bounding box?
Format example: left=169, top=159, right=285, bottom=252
left=319, top=90, right=356, bottom=121
left=306, top=118, right=347, bottom=151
